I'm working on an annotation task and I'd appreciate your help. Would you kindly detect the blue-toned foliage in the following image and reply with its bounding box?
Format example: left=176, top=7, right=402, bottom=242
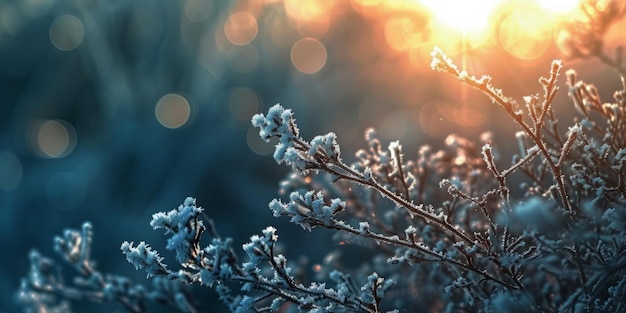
left=19, top=222, right=196, bottom=313
left=121, top=198, right=395, bottom=313
left=16, top=3, right=626, bottom=312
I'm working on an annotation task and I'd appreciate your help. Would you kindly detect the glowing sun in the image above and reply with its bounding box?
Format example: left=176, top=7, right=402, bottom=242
left=421, top=0, right=503, bottom=33
left=420, top=0, right=582, bottom=34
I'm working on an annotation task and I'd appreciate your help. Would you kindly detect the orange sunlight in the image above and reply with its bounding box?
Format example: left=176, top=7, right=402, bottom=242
left=215, top=0, right=618, bottom=135
left=264, top=0, right=589, bottom=61
left=536, top=0, right=582, bottom=14
left=420, top=0, right=503, bottom=33
left=420, top=0, right=581, bottom=34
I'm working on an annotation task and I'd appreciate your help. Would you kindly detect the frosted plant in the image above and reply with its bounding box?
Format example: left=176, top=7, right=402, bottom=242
left=560, top=0, right=626, bottom=75
left=17, top=4, right=626, bottom=309
left=120, top=197, right=396, bottom=313
left=239, top=47, right=625, bottom=311
left=18, top=45, right=626, bottom=311
left=18, top=222, right=196, bottom=313
left=428, top=48, right=626, bottom=312
left=121, top=49, right=625, bottom=310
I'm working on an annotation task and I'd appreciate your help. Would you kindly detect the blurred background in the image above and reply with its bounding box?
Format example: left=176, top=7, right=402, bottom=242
left=1, top=0, right=624, bottom=312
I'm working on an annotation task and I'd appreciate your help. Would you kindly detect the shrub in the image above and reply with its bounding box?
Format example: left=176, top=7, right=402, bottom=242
left=18, top=43, right=626, bottom=312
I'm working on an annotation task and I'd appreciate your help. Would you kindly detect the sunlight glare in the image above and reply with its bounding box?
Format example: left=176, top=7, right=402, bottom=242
left=535, top=0, right=579, bottom=14
left=421, top=0, right=503, bottom=33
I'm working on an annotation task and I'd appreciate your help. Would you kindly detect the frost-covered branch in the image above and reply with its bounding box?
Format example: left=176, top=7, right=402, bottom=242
left=18, top=21, right=626, bottom=313
left=431, top=47, right=575, bottom=213
left=18, top=222, right=195, bottom=313
left=121, top=197, right=396, bottom=313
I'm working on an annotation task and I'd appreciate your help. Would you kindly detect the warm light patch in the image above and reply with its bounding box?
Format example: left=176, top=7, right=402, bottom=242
left=224, top=12, right=258, bottom=46
left=351, top=0, right=383, bottom=8
left=499, top=7, right=552, bottom=60
left=421, top=0, right=502, bottom=33
left=290, top=38, right=328, bottom=74
left=297, top=17, right=330, bottom=38
left=284, top=0, right=334, bottom=21
left=265, top=0, right=589, bottom=66
left=535, top=0, right=579, bottom=14
left=384, top=17, right=422, bottom=52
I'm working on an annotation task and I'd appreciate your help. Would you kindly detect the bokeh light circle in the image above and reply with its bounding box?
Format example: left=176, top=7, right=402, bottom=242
left=49, top=14, right=84, bottom=51
left=155, top=93, right=191, bottom=129
left=290, top=37, right=328, bottom=74
left=224, top=11, right=258, bottom=46
left=33, top=119, right=77, bottom=158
